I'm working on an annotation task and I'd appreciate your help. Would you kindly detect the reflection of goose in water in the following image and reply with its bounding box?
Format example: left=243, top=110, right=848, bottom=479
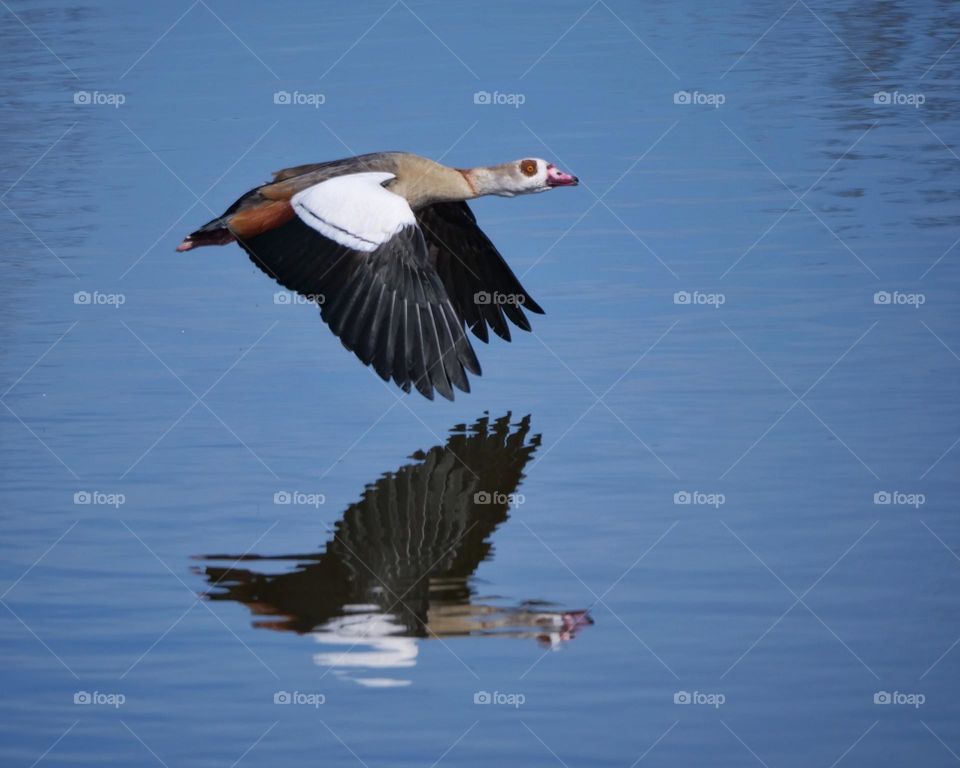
left=195, top=413, right=591, bottom=686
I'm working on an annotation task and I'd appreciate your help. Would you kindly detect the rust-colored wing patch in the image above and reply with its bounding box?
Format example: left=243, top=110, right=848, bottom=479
left=229, top=199, right=295, bottom=239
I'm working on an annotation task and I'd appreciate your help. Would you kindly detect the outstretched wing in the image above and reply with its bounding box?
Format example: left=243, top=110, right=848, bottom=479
left=416, top=201, right=545, bottom=344
left=237, top=172, right=480, bottom=400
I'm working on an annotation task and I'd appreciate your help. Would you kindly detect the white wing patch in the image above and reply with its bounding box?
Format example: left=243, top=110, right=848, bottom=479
left=291, top=172, right=416, bottom=253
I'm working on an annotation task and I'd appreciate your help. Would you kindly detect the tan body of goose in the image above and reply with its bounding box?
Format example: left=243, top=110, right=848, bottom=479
left=177, top=152, right=578, bottom=400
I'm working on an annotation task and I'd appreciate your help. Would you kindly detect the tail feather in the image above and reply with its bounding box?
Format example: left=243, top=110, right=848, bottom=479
left=177, top=218, right=236, bottom=252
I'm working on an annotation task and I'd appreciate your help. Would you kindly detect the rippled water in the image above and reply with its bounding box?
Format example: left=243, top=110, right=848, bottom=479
left=2, top=1, right=959, bottom=765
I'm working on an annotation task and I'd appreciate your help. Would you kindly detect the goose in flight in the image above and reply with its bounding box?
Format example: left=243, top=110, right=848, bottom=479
left=177, top=152, right=578, bottom=400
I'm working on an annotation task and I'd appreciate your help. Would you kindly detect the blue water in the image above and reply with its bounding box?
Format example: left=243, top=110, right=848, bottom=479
left=2, top=1, right=959, bottom=765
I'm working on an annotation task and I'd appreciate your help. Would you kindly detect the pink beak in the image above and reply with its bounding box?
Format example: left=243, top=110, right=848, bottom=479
left=545, top=164, right=578, bottom=187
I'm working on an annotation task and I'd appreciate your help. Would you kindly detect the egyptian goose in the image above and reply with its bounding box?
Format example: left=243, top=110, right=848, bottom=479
left=177, top=153, right=578, bottom=400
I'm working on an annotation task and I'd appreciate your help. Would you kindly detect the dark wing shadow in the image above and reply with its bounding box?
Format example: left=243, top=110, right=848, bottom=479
left=194, top=413, right=592, bottom=666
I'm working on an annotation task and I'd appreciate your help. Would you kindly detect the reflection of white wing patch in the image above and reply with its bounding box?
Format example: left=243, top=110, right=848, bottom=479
left=291, top=172, right=416, bottom=253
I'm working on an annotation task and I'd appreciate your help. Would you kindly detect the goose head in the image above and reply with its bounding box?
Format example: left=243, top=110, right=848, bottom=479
left=468, top=158, right=579, bottom=197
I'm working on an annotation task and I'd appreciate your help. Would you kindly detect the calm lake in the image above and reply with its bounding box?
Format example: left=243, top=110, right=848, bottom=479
left=1, top=1, right=959, bottom=765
